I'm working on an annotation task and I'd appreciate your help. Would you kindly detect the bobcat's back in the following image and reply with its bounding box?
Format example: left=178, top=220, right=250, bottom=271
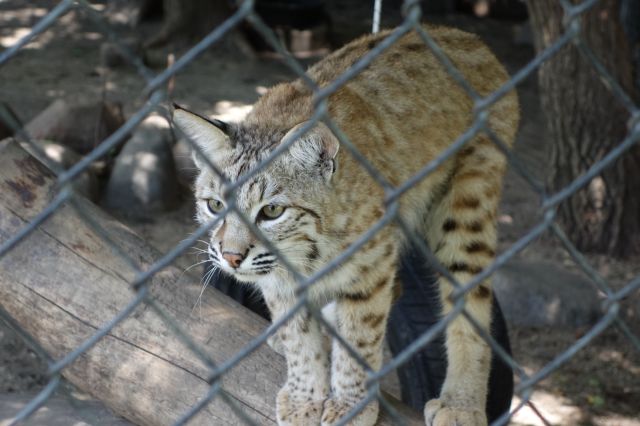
left=246, top=25, right=519, bottom=239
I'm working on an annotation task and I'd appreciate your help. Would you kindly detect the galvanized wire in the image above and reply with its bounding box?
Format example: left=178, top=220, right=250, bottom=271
left=0, top=0, right=639, bottom=425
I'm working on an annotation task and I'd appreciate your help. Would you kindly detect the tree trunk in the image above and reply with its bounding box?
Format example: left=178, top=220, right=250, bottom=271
left=527, top=0, right=640, bottom=257
left=142, top=0, right=234, bottom=48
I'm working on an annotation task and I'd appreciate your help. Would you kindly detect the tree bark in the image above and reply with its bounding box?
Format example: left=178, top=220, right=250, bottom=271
left=0, top=139, right=422, bottom=425
left=527, top=0, right=640, bottom=257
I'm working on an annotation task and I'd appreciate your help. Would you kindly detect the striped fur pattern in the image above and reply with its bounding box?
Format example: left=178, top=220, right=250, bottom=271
left=174, top=25, right=519, bottom=426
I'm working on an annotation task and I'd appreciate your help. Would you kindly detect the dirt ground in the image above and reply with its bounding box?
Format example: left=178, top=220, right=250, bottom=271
left=1, top=1, right=638, bottom=425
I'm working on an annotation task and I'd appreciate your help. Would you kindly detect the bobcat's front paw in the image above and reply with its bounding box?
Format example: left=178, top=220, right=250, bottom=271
left=277, top=388, right=325, bottom=426
left=321, top=397, right=379, bottom=426
left=424, top=398, right=487, bottom=426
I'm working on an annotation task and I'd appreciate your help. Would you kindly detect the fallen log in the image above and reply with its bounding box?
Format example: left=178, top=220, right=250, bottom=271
left=0, top=139, right=422, bottom=425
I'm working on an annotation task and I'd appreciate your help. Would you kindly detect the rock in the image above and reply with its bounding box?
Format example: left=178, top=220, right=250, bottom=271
left=493, top=260, right=603, bottom=328
left=103, top=115, right=180, bottom=219
left=0, top=392, right=132, bottom=425
left=25, top=99, right=125, bottom=155
left=172, top=137, right=198, bottom=187
left=17, top=139, right=100, bottom=202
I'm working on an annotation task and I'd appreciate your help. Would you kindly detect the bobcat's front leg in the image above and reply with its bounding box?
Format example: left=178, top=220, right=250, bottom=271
left=264, top=292, right=330, bottom=426
left=321, top=274, right=395, bottom=426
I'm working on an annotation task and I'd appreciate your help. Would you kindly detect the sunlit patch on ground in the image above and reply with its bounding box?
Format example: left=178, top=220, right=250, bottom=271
left=212, top=100, right=253, bottom=123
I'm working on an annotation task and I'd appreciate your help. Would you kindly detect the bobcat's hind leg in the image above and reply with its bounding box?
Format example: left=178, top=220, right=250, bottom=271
left=424, top=269, right=492, bottom=426
left=423, top=142, right=504, bottom=426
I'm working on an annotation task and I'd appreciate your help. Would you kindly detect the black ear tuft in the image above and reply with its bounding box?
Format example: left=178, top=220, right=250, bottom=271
left=209, top=117, right=229, bottom=134
left=171, top=103, right=229, bottom=135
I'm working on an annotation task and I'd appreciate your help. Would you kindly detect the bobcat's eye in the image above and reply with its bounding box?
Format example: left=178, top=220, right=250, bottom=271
left=260, top=204, right=285, bottom=220
left=206, top=199, right=224, bottom=214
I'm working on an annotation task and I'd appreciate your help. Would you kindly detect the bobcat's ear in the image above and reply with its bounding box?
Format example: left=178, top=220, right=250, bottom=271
left=283, top=121, right=339, bottom=183
left=172, top=104, right=231, bottom=170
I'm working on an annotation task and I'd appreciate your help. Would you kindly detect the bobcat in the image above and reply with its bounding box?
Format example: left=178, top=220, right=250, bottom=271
left=173, top=24, right=518, bottom=426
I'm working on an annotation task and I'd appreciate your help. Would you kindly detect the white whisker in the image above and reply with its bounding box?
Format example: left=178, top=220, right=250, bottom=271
left=192, top=264, right=219, bottom=319
left=175, top=258, right=211, bottom=287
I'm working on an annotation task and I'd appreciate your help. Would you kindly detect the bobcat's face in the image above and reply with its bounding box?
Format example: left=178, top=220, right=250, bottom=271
left=194, top=166, right=324, bottom=282
left=174, top=107, right=338, bottom=283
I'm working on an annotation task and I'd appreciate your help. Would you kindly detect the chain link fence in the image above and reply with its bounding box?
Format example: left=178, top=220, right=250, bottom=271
left=0, top=0, right=639, bottom=425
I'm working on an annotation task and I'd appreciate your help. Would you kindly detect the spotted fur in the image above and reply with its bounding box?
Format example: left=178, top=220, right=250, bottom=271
left=174, top=25, right=519, bottom=426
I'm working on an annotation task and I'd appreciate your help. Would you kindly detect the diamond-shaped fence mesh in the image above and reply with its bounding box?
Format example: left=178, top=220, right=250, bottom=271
left=0, top=0, right=638, bottom=425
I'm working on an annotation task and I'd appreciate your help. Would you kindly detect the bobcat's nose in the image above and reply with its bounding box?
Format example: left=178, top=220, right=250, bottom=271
left=222, top=251, right=245, bottom=269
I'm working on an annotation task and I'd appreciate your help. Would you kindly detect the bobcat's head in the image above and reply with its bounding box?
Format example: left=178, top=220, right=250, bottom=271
left=173, top=105, right=339, bottom=283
